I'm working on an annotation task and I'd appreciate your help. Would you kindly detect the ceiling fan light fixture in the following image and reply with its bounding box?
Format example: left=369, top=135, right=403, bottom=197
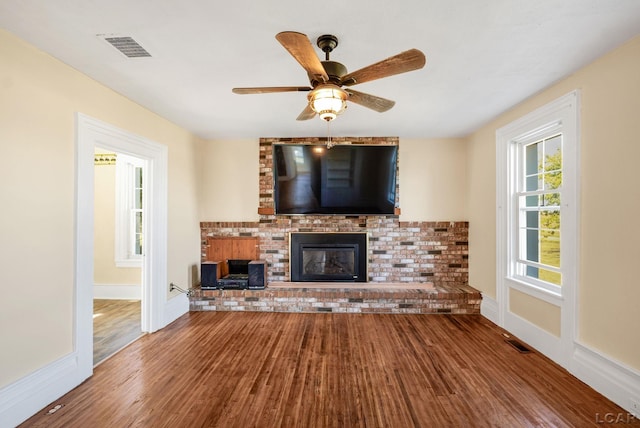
left=309, top=84, right=348, bottom=121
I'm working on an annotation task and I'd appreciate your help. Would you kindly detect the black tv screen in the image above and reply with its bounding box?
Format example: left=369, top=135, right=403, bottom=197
left=273, top=144, right=398, bottom=215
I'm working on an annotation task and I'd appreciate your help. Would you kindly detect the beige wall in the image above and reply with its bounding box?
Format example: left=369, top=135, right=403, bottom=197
left=0, top=29, right=201, bottom=387
left=467, top=125, right=497, bottom=299
left=467, top=35, right=640, bottom=369
left=400, top=138, right=468, bottom=221
left=509, top=289, right=561, bottom=337
left=93, top=158, right=142, bottom=285
left=196, top=138, right=260, bottom=221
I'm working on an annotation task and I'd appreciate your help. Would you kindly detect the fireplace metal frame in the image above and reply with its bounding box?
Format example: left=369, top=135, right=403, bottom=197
left=290, top=232, right=368, bottom=282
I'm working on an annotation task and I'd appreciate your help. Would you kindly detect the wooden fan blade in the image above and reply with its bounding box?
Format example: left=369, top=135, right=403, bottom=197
left=296, top=104, right=316, bottom=121
left=341, top=49, right=426, bottom=86
left=345, top=89, right=395, bottom=112
left=276, top=31, right=329, bottom=83
left=232, top=86, right=311, bottom=94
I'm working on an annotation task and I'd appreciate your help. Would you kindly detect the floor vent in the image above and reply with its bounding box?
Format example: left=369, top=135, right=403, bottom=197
left=100, top=35, right=151, bottom=58
left=505, top=339, right=532, bottom=353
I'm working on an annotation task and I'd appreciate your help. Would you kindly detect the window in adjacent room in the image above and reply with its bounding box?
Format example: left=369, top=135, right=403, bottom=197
left=115, top=153, right=145, bottom=268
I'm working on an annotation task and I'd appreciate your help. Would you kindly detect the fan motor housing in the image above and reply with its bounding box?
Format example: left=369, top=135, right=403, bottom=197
left=308, top=61, right=347, bottom=86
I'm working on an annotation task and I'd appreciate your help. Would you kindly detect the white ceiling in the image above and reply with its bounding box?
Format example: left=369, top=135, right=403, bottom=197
left=2, top=0, right=640, bottom=140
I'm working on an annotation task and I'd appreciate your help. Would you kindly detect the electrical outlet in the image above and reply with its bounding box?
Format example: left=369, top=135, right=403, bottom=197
left=629, top=398, right=640, bottom=416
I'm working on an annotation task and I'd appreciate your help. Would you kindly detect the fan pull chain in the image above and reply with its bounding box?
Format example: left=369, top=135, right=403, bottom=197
left=326, top=120, right=334, bottom=149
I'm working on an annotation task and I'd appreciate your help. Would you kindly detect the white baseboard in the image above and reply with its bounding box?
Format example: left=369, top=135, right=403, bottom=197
left=572, top=342, right=640, bottom=416
left=504, top=309, right=564, bottom=365
left=480, top=293, right=498, bottom=324
left=0, top=352, right=90, bottom=428
left=94, top=283, right=141, bottom=300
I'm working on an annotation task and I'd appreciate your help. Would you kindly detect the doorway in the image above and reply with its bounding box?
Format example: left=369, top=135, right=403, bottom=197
left=76, top=113, right=168, bottom=379
left=93, top=149, right=144, bottom=365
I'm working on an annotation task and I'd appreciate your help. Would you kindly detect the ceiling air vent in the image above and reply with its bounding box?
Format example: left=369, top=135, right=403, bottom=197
left=101, top=35, right=151, bottom=58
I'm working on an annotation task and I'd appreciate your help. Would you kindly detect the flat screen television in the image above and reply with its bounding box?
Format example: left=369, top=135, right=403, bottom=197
left=273, top=144, right=398, bottom=215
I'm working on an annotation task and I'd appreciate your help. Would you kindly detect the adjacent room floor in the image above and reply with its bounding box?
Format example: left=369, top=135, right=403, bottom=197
left=93, top=299, right=143, bottom=365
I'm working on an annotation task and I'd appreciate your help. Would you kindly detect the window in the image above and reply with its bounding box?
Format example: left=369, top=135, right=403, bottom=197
left=115, top=153, right=145, bottom=268
left=497, top=91, right=579, bottom=299
left=516, top=131, right=562, bottom=290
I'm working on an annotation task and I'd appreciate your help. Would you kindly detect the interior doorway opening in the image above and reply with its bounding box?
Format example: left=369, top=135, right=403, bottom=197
left=93, top=149, right=145, bottom=365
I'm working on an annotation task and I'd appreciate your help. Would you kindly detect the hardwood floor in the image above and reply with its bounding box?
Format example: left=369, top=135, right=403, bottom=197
left=93, top=299, right=143, bottom=365
left=23, top=312, right=637, bottom=427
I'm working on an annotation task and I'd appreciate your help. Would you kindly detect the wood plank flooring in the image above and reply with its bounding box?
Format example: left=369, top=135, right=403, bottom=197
left=23, top=312, right=637, bottom=427
left=93, top=299, right=143, bottom=365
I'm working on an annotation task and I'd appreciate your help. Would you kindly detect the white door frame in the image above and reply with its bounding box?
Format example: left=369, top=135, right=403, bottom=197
left=75, top=113, right=168, bottom=377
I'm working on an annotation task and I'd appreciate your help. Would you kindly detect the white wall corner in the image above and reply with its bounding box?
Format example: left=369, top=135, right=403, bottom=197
left=572, top=342, right=640, bottom=416
left=163, top=293, right=189, bottom=327
left=480, top=293, right=499, bottom=325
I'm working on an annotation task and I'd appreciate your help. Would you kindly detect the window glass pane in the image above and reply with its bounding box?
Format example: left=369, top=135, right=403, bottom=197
left=544, top=135, right=561, bottom=170
left=540, top=209, right=560, bottom=231
left=525, top=195, right=539, bottom=207
left=542, top=193, right=560, bottom=207
left=541, top=229, right=560, bottom=269
left=526, top=229, right=539, bottom=263
left=135, top=233, right=143, bottom=255
left=135, top=167, right=143, bottom=188
left=135, top=189, right=143, bottom=209
left=526, top=175, right=540, bottom=192
left=544, top=171, right=562, bottom=190
left=136, top=211, right=143, bottom=233
left=544, top=136, right=562, bottom=189
left=538, top=267, right=561, bottom=285
left=135, top=212, right=143, bottom=255
left=525, top=143, right=539, bottom=175
left=526, top=210, right=538, bottom=228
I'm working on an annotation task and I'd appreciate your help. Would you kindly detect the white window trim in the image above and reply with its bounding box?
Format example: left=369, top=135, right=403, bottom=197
left=496, top=90, right=580, bottom=368
left=115, top=153, right=146, bottom=268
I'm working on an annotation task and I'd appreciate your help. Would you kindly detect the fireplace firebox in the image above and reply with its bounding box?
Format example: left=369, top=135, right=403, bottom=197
left=290, top=233, right=367, bottom=282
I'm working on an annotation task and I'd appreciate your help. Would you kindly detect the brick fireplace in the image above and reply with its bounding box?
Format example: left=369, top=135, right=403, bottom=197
left=193, top=136, right=477, bottom=314
left=200, top=136, right=469, bottom=285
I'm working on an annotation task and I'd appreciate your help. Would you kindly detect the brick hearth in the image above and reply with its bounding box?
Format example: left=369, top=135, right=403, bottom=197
left=189, top=283, right=481, bottom=314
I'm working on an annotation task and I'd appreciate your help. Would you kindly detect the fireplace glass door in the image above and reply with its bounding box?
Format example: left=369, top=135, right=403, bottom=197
left=302, top=246, right=356, bottom=280
left=290, top=233, right=367, bottom=282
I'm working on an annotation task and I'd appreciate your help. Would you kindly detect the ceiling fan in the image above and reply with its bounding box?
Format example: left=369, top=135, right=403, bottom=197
left=232, top=31, right=426, bottom=122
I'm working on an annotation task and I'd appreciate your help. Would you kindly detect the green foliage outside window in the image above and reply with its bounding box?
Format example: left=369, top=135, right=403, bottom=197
left=539, top=148, right=561, bottom=284
left=522, top=137, right=561, bottom=286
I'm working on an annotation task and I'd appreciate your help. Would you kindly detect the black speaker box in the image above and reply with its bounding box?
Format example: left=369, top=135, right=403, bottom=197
left=248, top=261, right=266, bottom=289
left=201, top=262, right=219, bottom=289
